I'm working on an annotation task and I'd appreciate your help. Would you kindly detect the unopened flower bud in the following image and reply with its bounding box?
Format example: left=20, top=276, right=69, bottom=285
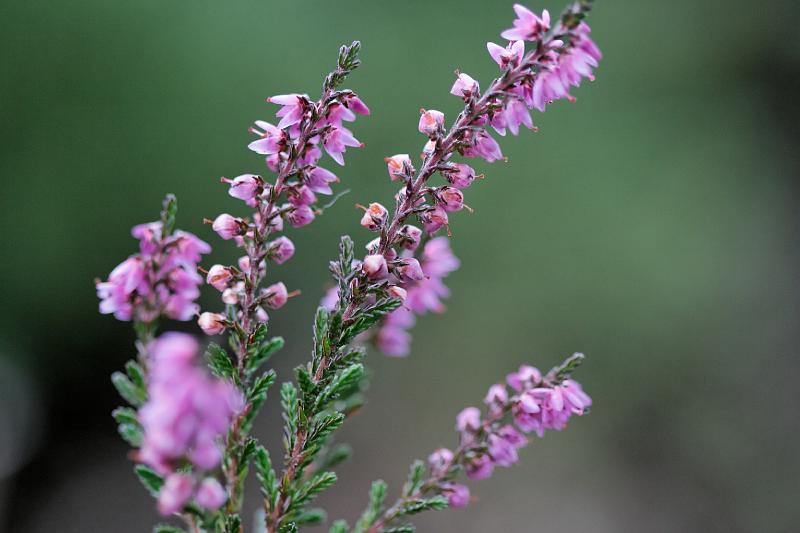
left=206, top=264, right=233, bottom=291
left=212, top=214, right=243, bottom=240
left=450, top=73, right=480, bottom=99
left=428, top=448, right=454, bottom=474
left=398, top=224, right=423, bottom=251
left=388, top=285, right=407, bottom=301
left=268, top=236, right=295, bottom=265
left=286, top=204, right=315, bottom=228
left=395, top=258, right=425, bottom=281
left=263, top=282, right=288, bottom=309
left=484, top=384, right=508, bottom=414
left=196, top=478, right=227, bottom=511
left=362, top=254, right=388, bottom=280
left=222, top=287, right=239, bottom=305
left=436, top=186, right=465, bottom=212
left=441, top=483, right=470, bottom=508
left=227, top=174, right=263, bottom=202
left=385, top=154, right=412, bottom=181
left=418, top=109, right=445, bottom=136
left=360, top=202, right=389, bottom=231
left=456, top=406, right=481, bottom=434
left=198, top=312, right=227, bottom=335
left=256, top=307, right=269, bottom=323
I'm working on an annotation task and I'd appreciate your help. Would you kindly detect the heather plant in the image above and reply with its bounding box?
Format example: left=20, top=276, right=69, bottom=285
left=96, top=2, right=601, bottom=531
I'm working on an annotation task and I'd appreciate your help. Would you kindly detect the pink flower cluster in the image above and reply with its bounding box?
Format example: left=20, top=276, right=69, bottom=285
left=96, top=221, right=210, bottom=323
left=137, top=333, right=243, bottom=515
left=426, top=359, right=591, bottom=508
left=200, top=87, right=369, bottom=335
left=374, top=237, right=460, bottom=356
left=345, top=4, right=600, bottom=356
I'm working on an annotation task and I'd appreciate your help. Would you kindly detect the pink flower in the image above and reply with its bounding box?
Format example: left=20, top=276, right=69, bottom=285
left=466, top=454, right=494, bottom=480
left=286, top=204, right=315, bottom=228
left=484, top=384, right=508, bottom=413
left=463, top=130, right=503, bottom=162
left=96, top=257, right=144, bottom=320
left=226, top=174, right=263, bottom=202
left=418, top=109, right=445, bottom=136
left=268, top=236, right=295, bottom=264
left=305, top=166, right=339, bottom=194
left=206, top=264, right=233, bottom=291
left=456, top=407, right=481, bottom=434
left=385, top=154, right=412, bottom=181
left=501, top=4, right=550, bottom=41
left=397, top=224, right=423, bottom=251
left=427, top=448, right=454, bottom=475
left=450, top=73, right=480, bottom=99
left=323, top=126, right=362, bottom=165
left=157, top=473, right=194, bottom=516
left=362, top=254, right=388, bottom=280
left=262, top=282, right=288, bottom=309
left=395, top=258, right=425, bottom=281
left=435, top=187, right=465, bottom=212
left=506, top=365, right=542, bottom=391
left=247, top=121, right=286, bottom=155
left=487, top=40, right=525, bottom=68
left=196, top=478, right=227, bottom=511
left=343, top=93, right=370, bottom=115
left=360, top=202, right=389, bottom=231
left=441, top=483, right=470, bottom=508
left=488, top=433, right=519, bottom=467
left=442, top=163, right=477, bottom=189
left=288, top=184, right=317, bottom=207
left=198, top=312, right=226, bottom=335
left=388, top=285, right=407, bottom=301
left=375, top=325, right=412, bottom=357
left=268, top=93, right=310, bottom=129
left=212, top=214, right=243, bottom=240
left=420, top=205, right=449, bottom=234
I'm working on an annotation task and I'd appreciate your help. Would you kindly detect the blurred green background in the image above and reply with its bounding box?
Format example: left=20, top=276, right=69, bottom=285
left=1, top=0, right=799, bottom=531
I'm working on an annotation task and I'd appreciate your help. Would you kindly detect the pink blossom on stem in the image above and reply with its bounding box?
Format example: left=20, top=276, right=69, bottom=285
left=198, top=312, right=226, bottom=335
left=450, top=73, right=480, bottom=99
left=157, top=473, right=194, bottom=516
left=268, top=236, right=295, bottom=264
left=500, top=4, right=550, bottom=41
left=305, top=166, right=339, bottom=194
left=262, top=282, right=289, bottom=309
left=386, top=154, right=412, bottom=181
left=212, top=214, right=243, bottom=240
left=323, top=126, right=362, bottom=166
left=196, top=478, right=227, bottom=511
left=487, top=40, right=525, bottom=69
left=418, top=109, right=445, bottom=136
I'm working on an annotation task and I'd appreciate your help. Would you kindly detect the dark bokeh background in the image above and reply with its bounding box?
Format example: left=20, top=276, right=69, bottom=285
left=2, top=0, right=799, bottom=531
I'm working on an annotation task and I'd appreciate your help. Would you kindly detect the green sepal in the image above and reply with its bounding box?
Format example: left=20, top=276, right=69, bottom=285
left=112, top=371, right=146, bottom=407
left=135, top=464, right=164, bottom=497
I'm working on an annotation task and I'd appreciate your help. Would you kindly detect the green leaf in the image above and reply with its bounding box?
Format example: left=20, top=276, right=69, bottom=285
left=125, top=360, right=146, bottom=390
left=549, top=352, right=586, bottom=384
left=399, top=496, right=448, bottom=516
left=314, top=364, right=364, bottom=410
left=296, top=507, right=327, bottom=526
left=401, top=460, right=426, bottom=498
left=135, top=464, right=164, bottom=497
left=279, top=523, right=298, bottom=533
left=293, top=471, right=337, bottom=507
left=313, top=306, right=330, bottom=362
left=341, top=298, right=401, bottom=343
left=206, top=342, right=237, bottom=382
left=355, top=479, right=387, bottom=532
left=154, top=525, right=187, bottom=533
left=225, top=514, right=242, bottom=533
left=160, top=193, right=178, bottom=237
left=330, top=520, right=350, bottom=533
left=307, top=412, right=345, bottom=448
left=243, top=370, right=277, bottom=431
left=295, top=365, right=317, bottom=400
left=281, top=382, right=299, bottom=451
left=383, top=526, right=416, bottom=533
left=112, top=406, right=138, bottom=426
left=117, top=422, right=143, bottom=447
left=255, top=445, right=279, bottom=506
left=248, top=336, right=285, bottom=374
left=112, top=371, right=145, bottom=407
left=320, top=443, right=353, bottom=470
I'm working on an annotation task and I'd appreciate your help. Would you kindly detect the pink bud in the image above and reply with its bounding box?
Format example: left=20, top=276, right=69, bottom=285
left=206, top=264, right=233, bottom=292
left=196, top=478, right=227, bottom=511
left=398, top=225, right=423, bottom=251
left=198, top=312, right=226, bottom=335
left=436, top=187, right=465, bottom=212
left=450, top=73, right=480, bottom=99
left=418, top=109, right=445, bottom=136
left=286, top=204, right=315, bottom=228
left=385, top=154, right=412, bottom=181
left=427, top=448, right=454, bottom=474
left=360, top=202, right=389, bottom=231
left=222, top=287, right=239, bottom=305
left=227, top=174, right=263, bottom=201
left=157, top=473, right=194, bottom=516
left=362, top=254, right=388, bottom=280
left=388, top=285, right=407, bottom=301
left=212, top=214, right=243, bottom=240
left=268, top=236, right=295, bottom=264
left=395, top=258, right=424, bottom=281
left=263, top=282, right=288, bottom=309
